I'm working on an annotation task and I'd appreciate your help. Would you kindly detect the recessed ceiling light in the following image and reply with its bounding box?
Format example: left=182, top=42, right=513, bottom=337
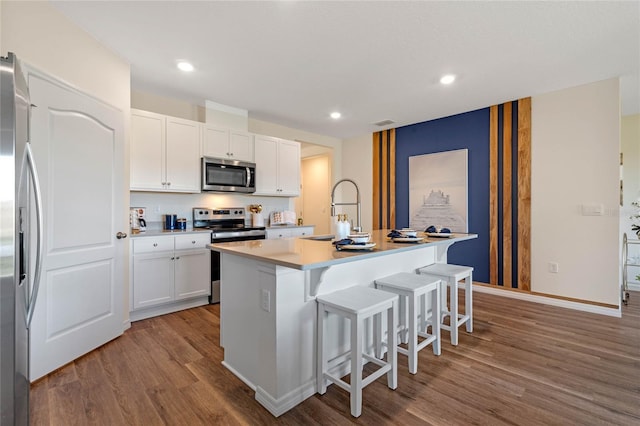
left=330, top=112, right=341, bottom=119
left=440, top=74, right=456, bottom=85
left=177, top=61, right=194, bottom=72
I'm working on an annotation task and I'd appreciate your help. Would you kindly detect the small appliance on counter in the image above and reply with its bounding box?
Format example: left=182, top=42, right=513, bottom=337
left=164, top=214, right=177, bottom=230
left=130, top=207, right=147, bottom=232
left=177, top=218, right=187, bottom=230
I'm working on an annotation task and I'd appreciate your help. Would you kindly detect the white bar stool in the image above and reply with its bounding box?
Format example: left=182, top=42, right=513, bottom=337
left=418, top=263, right=473, bottom=346
left=374, top=272, right=442, bottom=374
left=316, top=286, right=398, bottom=418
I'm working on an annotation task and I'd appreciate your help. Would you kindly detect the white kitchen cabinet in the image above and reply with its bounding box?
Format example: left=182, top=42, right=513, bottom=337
left=131, top=109, right=200, bottom=192
left=266, top=226, right=314, bottom=239
left=131, top=234, right=211, bottom=315
left=254, top=135, right=300, bottom=196
left=174, top=239, right=211, bottom=300
left=202, top=124, right=254, bottom=162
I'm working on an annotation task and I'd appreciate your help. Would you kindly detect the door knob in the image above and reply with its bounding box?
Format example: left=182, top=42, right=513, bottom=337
left=116, top=232, right=128, bottom=239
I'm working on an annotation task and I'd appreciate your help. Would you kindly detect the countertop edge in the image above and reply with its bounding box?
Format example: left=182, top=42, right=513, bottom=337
left=209, top=233, right=478, bottom=270
left=130, top=229, right=212, bottom=238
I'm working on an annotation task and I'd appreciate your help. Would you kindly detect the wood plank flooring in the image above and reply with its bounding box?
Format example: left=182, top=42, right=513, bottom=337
left=31, top=291, right=640, bottom=425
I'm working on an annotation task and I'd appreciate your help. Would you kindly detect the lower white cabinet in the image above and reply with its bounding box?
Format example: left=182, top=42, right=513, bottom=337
left=266, top=226, right=315, bottom=239
left=131, top=233, right=211, bottom=317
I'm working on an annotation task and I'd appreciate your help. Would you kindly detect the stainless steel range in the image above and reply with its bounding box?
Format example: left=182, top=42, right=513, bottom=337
left=193, top=207, right=266, bottom=303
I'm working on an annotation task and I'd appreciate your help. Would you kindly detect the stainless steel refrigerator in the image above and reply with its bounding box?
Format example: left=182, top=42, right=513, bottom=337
left=1, top=52, right=42, bottom=425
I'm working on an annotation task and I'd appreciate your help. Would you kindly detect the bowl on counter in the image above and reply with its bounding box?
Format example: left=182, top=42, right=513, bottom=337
left=348, top=232, right=371, bottom=244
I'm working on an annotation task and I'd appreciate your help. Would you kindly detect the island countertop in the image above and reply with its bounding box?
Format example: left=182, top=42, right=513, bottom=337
left=208, top=229, right=477, bottom=271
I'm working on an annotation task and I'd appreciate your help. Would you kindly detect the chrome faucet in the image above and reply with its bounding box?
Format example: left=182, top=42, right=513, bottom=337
left=331, top=178, right=362, bottom=232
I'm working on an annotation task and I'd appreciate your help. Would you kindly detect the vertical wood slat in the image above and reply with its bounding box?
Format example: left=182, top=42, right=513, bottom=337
left=489, top=105, right=499, bottom=285
left=372, top=130, right=396, bottom=230
left=517, top=98, right=532, bottom=291
left=372, top=133, right=381, bottom=229
left=388, top=129, right=396, bottom=229
left=502, top=102, right=513, bottom=288
left=381, top=132, right=389, bottom=228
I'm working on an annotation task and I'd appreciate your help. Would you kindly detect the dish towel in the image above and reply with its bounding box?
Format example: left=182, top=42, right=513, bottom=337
left=332, top=238, right=367, bottom=250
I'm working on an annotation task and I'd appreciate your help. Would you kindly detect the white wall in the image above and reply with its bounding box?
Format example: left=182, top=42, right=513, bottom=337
left=622, top=114, right=640, bottom=207
left=131, top=90, right=205, bottom=122
left=531, top=79, right=620, bottom=305
left=340, top=133, right=373, bottom=232
left=1, top=2, right=129, bottom=112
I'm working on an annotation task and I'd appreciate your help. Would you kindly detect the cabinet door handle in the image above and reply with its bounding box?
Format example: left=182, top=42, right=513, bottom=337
left=153, top=243, right=158, bottom=247
left=175, top=256, right=180, bottom=260
left=171, top=256, right=175, bottom=260
left=192, top=240, right=196, bottom=244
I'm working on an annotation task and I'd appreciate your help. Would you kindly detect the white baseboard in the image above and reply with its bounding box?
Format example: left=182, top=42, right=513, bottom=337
left=129, top=297, right=210, bottom=322
left=255, top=381, right=317, bottom=418
left=473, top=285, right=621, bottom=318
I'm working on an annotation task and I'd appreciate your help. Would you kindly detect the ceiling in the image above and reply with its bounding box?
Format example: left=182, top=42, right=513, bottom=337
left=52, top=1, right=640, bottom=140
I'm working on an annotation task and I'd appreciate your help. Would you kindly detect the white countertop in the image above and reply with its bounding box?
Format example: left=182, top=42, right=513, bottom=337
left=208, top=229, right=477, bottom=270
left=265, top=224, right=315, bottom=229
left=130, top=228, right=212, bottom=238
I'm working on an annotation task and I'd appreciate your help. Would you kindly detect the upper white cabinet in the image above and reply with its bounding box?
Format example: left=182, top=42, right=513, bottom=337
left=202, top=125, right=254, bottom=162
left=254, top=135, right=300, bottom=196
left=131, top=109, right=200, bottom=192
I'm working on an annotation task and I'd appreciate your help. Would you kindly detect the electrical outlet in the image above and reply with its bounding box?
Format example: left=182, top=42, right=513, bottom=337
left=261, top=289, right=270, bottom=312
left=548, top=262, right=559, bottom=273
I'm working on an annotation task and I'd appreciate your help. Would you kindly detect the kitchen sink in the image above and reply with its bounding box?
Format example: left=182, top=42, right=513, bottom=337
left=300, top=234, right=334, bottom=241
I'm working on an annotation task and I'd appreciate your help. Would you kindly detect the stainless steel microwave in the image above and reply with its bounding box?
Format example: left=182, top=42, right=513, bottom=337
left=201, top=157, right=256, bottom=193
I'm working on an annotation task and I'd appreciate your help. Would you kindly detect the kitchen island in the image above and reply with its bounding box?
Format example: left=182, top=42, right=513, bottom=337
left=208, top=230, right=477, bottom=416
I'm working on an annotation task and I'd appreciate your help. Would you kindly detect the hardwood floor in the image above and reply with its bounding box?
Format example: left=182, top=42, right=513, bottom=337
left=31, top=291, right=640, bottom=425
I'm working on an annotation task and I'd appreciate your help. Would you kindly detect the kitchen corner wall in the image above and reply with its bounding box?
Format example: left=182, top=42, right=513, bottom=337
left=531, top=78, right=620, bottom=306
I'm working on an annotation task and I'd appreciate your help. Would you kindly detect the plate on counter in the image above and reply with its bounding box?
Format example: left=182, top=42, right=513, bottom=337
left=391, top=237, right=424, bottom=243
left=426, top=232, right=453, bottom=238
left=337, top=242, right=376, bottom=251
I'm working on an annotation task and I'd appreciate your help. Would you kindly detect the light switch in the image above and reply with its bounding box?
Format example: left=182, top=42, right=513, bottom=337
left=261, top=289, right=271, bottom=312
left=581, top=204, right=604, bottom=216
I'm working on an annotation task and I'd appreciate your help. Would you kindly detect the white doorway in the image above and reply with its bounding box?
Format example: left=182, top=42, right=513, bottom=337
left=297, top=153, right=332, bottom=235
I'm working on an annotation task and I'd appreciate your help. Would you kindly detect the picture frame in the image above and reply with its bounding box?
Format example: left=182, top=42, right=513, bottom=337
left=409, top=148, right=468, bottom=232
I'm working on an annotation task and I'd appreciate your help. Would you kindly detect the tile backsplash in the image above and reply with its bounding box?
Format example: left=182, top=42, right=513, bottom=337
left=130, top=191, right=294, bottom=227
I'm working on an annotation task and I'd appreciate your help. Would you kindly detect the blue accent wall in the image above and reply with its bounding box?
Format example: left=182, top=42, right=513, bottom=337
left=395, top=108, right=491, bottom=283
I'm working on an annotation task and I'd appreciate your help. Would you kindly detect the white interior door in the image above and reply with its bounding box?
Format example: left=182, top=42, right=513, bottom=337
left=301, top=155, right=331, bottom=234
left=27, top=71, right=126, bottom=381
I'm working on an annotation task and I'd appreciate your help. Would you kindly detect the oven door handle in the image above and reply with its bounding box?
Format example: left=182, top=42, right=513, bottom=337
left=246, top=167, right=252, bottom=188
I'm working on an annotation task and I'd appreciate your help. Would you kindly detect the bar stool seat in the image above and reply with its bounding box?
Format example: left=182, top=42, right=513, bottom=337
left=316, top=286, right=398, bottom=418
left=418, top=263, right=473, bottom=346
left=374, top=272, right=441, bottom=374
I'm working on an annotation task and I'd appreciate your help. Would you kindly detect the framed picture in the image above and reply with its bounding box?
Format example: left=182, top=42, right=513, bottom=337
left=409, top=148, right=468, bottom=232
